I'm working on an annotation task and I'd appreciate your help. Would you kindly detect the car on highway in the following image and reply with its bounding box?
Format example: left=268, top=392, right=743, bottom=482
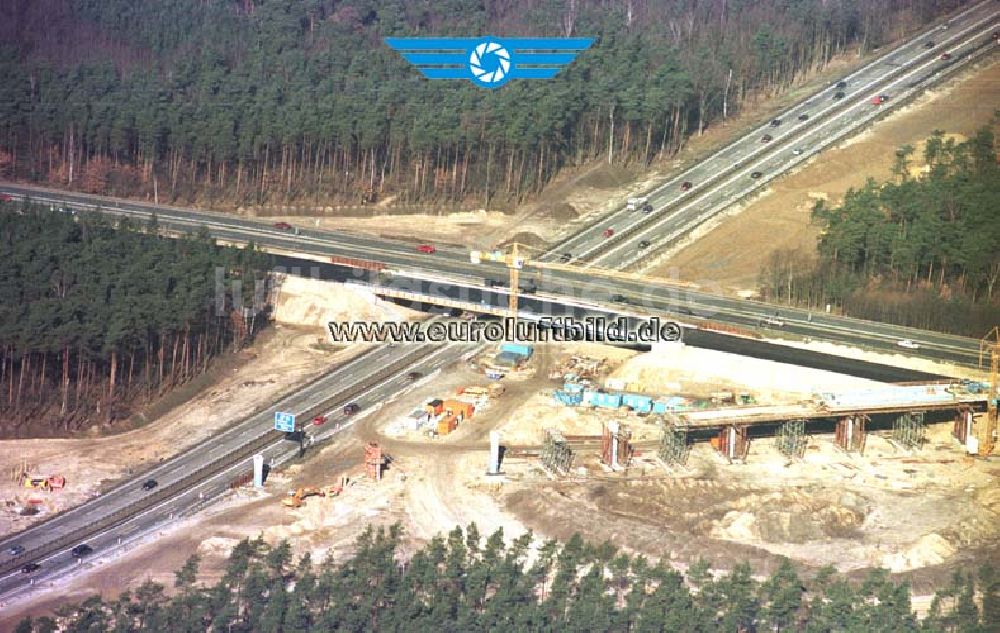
left=924, top=40, right=935, bottom=49
left=602, top=228, right=615, bottom=238
left=21, top=562, right=40, bottom=574
left=940, top=52, right=951, bottom=60
left=836, top=80, right=847, bottom=89
left=750, top=171, right=763, bottom=179
left=678, top=307, right=694, bottom=316
left=407, top=371, right=423, bottom=381
left=72, top=544, right=93, bottom=558
left=343, top=403, right=360, bottom=416
left=610, top=294, right=629, bottom=303
left=641, top=203, right=654, bottom=213
left=559, top=252, right=572, bottom=263
left=638, top=240, right=651, bottom=249
left=833, top=91, right=845, bottom=100
left=0, top=193, right=13, bottom=202
left=141, top=479, right=158, bottom=491
left=792, top=148, right=804, bottom=156
left=871, top=95, right=889, bottom=105
left=761, top=316, right=785, bottom=327
left=897, top=339, right=920, bottom=349
left=273, top=221, right=293, bottom=230
left=761, top=134, right=773, bottom=143
left=798, top=113, right=809, bottom=121
left=417, top=244, right=436, bottom=254
left=8, top=544, right=25, bottom=556
left=680, top=181, right=693, bottom=191
left=312, top=415, right=327, bottom=426
left=770, top=119, right=782, bottom=127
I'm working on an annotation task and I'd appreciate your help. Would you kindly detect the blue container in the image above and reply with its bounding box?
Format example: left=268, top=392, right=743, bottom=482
left=500, top=343, right=534, bottom=358
left=564, top=382, right=585, bottom=394
left=622, top=394, right=653, bottom=411
left=592, top=392, right=622, bottom=409
left=554, top=391, right=584, bottom=406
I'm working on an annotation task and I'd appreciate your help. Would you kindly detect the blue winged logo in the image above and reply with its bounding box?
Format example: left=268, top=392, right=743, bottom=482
left=384, top=37, right=594, bottom=89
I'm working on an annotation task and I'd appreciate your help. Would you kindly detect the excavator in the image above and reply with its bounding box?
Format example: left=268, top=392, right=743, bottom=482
left=281, top=482, right=344, bottom=508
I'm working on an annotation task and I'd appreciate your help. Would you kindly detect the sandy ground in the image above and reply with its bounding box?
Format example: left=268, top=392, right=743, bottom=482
left=650, top=58, right=1000, bottom=293
left=0, top=280, right=404, bottom=539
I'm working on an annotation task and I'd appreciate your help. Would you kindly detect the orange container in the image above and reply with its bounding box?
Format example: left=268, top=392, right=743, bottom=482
left=443, top=399, right=475, bottom=420
left=437, top=416, right=458, bottom=435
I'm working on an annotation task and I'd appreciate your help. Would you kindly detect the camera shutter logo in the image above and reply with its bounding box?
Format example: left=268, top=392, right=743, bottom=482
left=385, top=37, right=594, bottom=89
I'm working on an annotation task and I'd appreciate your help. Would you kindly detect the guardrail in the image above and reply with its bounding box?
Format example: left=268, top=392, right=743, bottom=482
left=0, top=343, right=443, bottom=577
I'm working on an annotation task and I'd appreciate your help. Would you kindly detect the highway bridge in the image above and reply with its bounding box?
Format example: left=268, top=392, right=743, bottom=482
left=0, top=1, right=995, bottom=606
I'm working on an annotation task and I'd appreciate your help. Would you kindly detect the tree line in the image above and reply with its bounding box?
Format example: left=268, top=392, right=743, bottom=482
left=0, top=0, right=967, bottom=208
left=0, top=200, right=272, bottom=436
left=759, top=126, right=1000, bottom=336
left=13, top=523, right=997, bottom=632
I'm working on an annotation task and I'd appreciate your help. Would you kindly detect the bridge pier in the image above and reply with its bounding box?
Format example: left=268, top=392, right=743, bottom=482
left=713, top=425, right=749, bottom=464
left=601, top=421, right=633, bottom=471
left=835, top=414, right=868, bottom=454
left=953, top=405, right=976, bottom=453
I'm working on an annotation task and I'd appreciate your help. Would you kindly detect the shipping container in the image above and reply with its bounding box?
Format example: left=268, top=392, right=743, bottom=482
left=622, top=394, right=653, bottom=413
left=437, top=416, right=458, bottom=435
left=592, top=392, right=623, bottom=409
left=563, top=382, right=585, bottom=394
left=605, top=378, right=627, bottom=391
left=554, top=391, right=584, bottom=406
left=500, top=343, right=534, bottom=358
left=443, top=399, right=475, bottom=420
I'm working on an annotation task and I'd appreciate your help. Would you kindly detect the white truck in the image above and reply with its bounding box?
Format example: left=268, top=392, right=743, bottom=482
left=625, top=196, right=648, bottom=212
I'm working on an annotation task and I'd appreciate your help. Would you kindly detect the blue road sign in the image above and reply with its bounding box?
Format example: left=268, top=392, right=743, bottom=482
left=274, top=411, right=296, bottom=433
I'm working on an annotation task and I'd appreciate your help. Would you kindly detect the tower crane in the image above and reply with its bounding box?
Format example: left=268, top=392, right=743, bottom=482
left=978, top=326, right=999, bottom=455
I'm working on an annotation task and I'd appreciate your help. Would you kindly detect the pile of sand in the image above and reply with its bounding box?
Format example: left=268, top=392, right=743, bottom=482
left=273, top=275, right=420, bottom=328
left=879, top=533, right=956, bottom=572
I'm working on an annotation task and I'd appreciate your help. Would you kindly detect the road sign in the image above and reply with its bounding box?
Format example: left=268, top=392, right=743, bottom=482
left=274, top=411, right=296, bottom=432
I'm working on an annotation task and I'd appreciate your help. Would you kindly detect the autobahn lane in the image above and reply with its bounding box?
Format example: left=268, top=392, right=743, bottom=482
left=547, top=1, right=998, bottom=263
left=584, top=15, right=999, bottom=267
left=0, top=339, right=468, bottom=597
left=0, top=182, right=982, bottom=366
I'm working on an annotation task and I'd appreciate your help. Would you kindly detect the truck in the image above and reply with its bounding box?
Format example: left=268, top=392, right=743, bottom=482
left=625, top=196, right=648, bottom=211
left=485, top=277, right=537, bottom=294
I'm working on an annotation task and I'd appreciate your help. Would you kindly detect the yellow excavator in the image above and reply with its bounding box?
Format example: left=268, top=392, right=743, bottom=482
left=281, top=483, right=344, bottom=509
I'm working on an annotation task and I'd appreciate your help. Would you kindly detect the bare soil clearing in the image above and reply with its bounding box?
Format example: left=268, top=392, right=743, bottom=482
left=0, top=282, right=395, bottom=538
left=650, top=59, right=1000, bottom=294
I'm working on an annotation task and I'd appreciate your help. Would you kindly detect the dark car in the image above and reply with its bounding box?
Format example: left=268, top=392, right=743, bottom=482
left=641, top=203, right=654, bottom=213
left=273, top=221, right=293, bottom=230
left=343, top=403, right=360, bottom=416
left=836, top=80, right=847, bottom=89
left=678, top=307, right=694, bottom=316
left=8, top=544, right=25, bottom=556
left=559, top=252, right=572, bottom=263
left=680, top=181, right=693, bottom=191
left=141, top=479, right=158, bottom=491
left=770, top=119, right=782, bottom=127
left=798, top=113, right=809, bottom=121
left=407, top=371, right=423, bottom=381
left=72, top=544, right=93, bottom=558
left=924, top=40, right=935, bottom=49
left=833, top=91, right=845, bottom=100
left=21, top=562, right=40, bottom=574
left=638, top=240, right=651, bottom=249
left=750, top=171, right=763, bottom=179
left=940, top=52, right=951, bottom=60
left=761, top=134, right=773, bottom=143
left=610, top=294, right=629, bottom=303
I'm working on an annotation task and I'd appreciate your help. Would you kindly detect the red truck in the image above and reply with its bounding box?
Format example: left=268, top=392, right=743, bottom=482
left=417, top=244, right=436, bottom=254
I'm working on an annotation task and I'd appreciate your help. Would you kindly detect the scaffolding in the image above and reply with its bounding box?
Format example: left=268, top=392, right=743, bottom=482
left=364, top=442, right=385, bottom=481
left=659, top=425, right=691, bottom=466
left=978, top=327, right=999, bottom=456
left=541, top=429, right=574, bottom=474
left=774, top=420, right=808, bottom=460
left=891, top=412, right=925, bottom=451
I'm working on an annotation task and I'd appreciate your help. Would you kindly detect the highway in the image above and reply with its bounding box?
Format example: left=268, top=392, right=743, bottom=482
left=548, top=2, right=999, bottom=267
left=0, top=337, right=472, bottom=600
left=0, top=182, right=983, bottom=367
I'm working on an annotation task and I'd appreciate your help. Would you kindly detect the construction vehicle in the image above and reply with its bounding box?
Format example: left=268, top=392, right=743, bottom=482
left=21, top=474, right=65, bottom=491
left=282, top=486, right=323, bottom=508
